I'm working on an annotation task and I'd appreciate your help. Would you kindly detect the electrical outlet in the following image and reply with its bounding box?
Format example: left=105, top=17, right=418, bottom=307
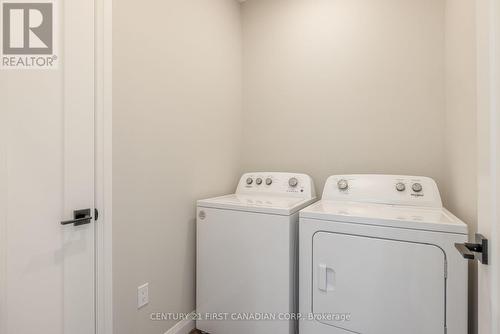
left=137, top=283, right=149, bottom=309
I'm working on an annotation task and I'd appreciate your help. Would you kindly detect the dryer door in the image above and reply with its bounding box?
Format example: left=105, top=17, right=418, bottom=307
left=312, top=231, right=446, bottom=334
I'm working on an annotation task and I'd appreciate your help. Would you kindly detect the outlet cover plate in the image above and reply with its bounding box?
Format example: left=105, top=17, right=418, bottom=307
left=138, top=283, right=149, bottom=309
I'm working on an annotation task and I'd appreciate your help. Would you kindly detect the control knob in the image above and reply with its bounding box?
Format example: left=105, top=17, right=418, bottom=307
left=412, top=183, right=423, bottom=193
left=265, top=178, right=273, bottom=185
left=337, top=179, right=349, bottom=191
left=256, top=178, right=263, bottom=185
left=246, top=178, right=253, bottom=185
left=395, top=182, right=406, bottom=192
left=289, top=177, right=299, bottom=188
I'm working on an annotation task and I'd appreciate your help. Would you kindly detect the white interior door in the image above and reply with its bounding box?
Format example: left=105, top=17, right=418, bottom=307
left=476, top=0, right=500, bottom=333
left=0, top=0, right=96, bottom=333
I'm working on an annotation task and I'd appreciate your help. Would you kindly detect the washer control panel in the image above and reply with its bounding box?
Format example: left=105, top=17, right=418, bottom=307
left=236, top=172, right=316, bottom=199
left=323, top=174, right=442, bottom=208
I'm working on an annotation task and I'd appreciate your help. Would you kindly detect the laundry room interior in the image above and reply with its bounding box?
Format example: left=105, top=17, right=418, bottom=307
left=3, top=0, right=497, bottom=333
left=113, top=0, right=478, bottom=333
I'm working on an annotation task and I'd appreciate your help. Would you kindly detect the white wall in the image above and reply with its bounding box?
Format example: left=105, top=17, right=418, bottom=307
left=444, top=0, right=477, bottom=333
left=241, top=0, right=447, bottom=195
left=112, top=0, right=242, bottom=333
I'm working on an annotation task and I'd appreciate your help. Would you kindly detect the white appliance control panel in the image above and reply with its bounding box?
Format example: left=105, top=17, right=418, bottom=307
left=236, top=172, right=316, bottom=199
left=322, top=174, right=442, bottom=208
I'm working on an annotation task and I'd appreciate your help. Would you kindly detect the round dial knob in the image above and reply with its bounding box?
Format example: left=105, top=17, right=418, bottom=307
left=246, top=178, right=253, bottom=185
left=288, top=177, right=299, bottom=188
left=265, top=178, right=273, bottom=185
left=256, top=178, right=263, bottom=185
left=412, top=183, right=423, bottom=193
left=337, top=179, right=349, bottom=191
left=395, top=182, right=406, bottom=192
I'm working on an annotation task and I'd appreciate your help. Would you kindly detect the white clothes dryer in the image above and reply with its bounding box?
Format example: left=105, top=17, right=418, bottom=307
left=299, top=175, right=468, bottom=334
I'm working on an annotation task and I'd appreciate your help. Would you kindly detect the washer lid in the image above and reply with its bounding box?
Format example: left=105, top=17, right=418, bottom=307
left=198, top=194, right=316, bottom=216
left=300, top=201, right=468, bottom=234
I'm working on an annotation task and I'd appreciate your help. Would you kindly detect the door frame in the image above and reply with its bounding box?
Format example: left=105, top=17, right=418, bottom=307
left=95, top=0, right=113, bottom=333
left=476, top=0, right=500, bottom=333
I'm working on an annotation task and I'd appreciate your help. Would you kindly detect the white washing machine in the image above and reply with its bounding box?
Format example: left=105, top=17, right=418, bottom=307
left=299, top=175, right=468, bottom=334
left=197, top=172, right=317, bottom=334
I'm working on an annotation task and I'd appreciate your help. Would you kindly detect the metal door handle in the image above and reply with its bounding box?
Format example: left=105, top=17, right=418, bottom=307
left=61, top=209, right=93, bottom=226
left=455, top=233, right=489, bottom=265
left=455, top=243, right=475, bottom=260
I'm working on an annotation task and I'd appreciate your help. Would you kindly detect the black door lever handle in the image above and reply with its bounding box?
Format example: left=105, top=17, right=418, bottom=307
left=61, top=209, right=93, bottom=226
left=455, top=233, right=489, bottom=265
left=455, top=243, right=476, bottom=260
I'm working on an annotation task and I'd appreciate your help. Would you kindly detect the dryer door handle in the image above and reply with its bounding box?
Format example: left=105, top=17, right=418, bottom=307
left=318, top=264, right=336, bottom=292
left=318, top=264, right=327, bottom=291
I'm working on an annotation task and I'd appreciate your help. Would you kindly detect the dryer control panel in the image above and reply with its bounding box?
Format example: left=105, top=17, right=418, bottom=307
left=322, top=174, right=442, bottom=208
left=236, top=172, right=316, bottom=199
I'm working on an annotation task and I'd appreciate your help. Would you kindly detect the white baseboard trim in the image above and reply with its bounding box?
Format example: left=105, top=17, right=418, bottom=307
left=164, top=311, right=196, bottom=334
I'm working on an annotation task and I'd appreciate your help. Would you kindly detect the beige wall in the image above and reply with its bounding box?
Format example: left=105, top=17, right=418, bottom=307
left=241, top=3, right=478, bottom=330
left=112, top=0, right=478, bottom=333
left=112, top=0, right=242, bottom=333
left=241, top=0, right=447, bottom=195
left=444, top=0, right=477, bottom=332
